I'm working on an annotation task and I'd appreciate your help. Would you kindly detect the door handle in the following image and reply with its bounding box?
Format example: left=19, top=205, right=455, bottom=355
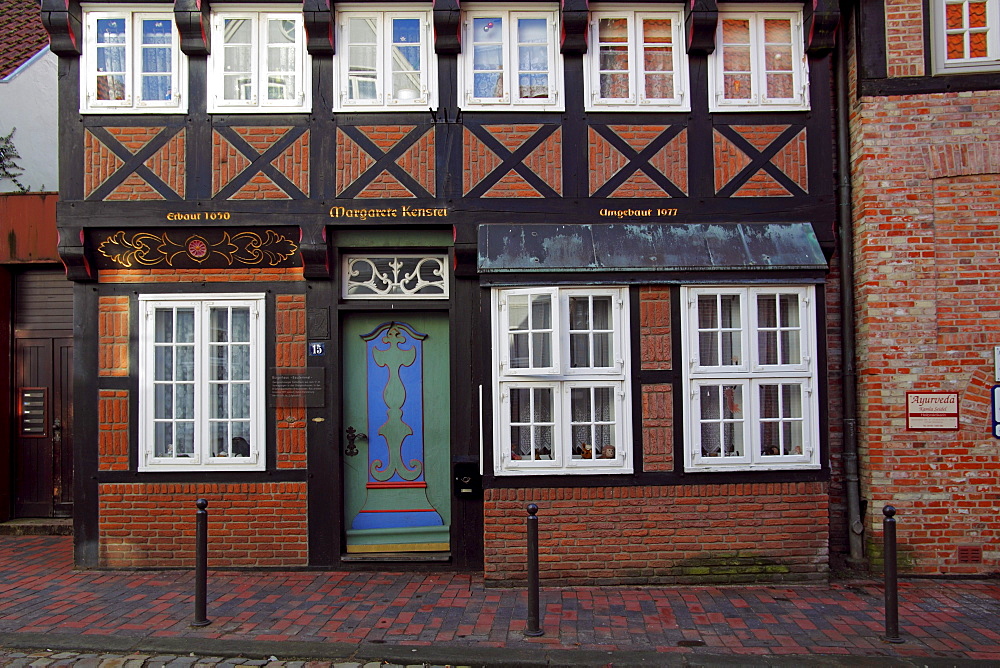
left=52, top=417, right=62, bottom=445
left=345, top=426, right=367, bottom=457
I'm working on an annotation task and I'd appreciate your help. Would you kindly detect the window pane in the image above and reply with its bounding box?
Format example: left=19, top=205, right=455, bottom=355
left=232, top=383, right=250, bottom=418
left=140, top=19, right=172, bottom=102
left=699, top=384, right=743, bottom=457
left=211, top=308, right=229, bottom=342
left=211, top=346, right=229, bottom=380
left=570, top=333, right=590, bottom=368
left=211, top=421, right=229, bottom=456
left=766, top=72, right=794, bottom=99
left=509, top=295, right=528, bottom=330
left=214, top=384, right=229, bottom=419
left=530, top=294, right=551, bottom=328
left=517, top=18, right=549, bottom=98
left=176, top=346, right=194, bottom=381
left=96, top=18, right=127, bottom=101
left=599, top=18, right=628, bottom=42
left=231, top=344, right=250, bottom=380
left=392, top=18, right=422, bottom=99
left=473, top=17, right=503, bottom=98
left=154, top=384, right=173, bottom=419
left=154, top=347, right=173, bottom=381
left=348, top=17, right=378, bottom=100
left=154, top=422, right=173, bottom=457
left=223, top=18, right=253, bottom=101
left=510, top=333, right=529, bottom=368
left=176, top=383, right=194, bottom=419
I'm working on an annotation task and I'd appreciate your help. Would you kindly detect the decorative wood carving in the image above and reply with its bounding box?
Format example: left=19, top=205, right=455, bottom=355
left=95, top=229, right=300, bottom=269
left=433, top=0, right=462, bottom=55
left=685, top=0, right=717, bottom=55
left=173, top=0, right=211, bottom=56
left=560, top=0, right=589, bottom=55
left=803, top=0, right=840, bottom=55
left=304, top=0, right=335, bottom=55
left=40, top=0, right=82, bottom=56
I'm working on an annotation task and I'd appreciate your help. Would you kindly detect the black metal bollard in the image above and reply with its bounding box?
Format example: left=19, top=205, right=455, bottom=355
left=882, top=505, right=903, bottom=643
left=192, top=498, right=211, bottom=627
left=524, top=503, right=543, bottom=637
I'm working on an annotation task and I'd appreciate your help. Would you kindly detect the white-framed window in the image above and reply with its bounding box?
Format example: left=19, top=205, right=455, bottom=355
left=682, top=286, right=820, bottom=472
left=80, top=7, right=187, bottom=113
left=707, top=7, right=809, bottom=111
left=208, top=9, right=311, bottom=113
left=138, top=293, right=266, bottom=472
left=584, top=6, right=689, bottom=111
left=458, top=5, right=564, bottom=111
left=931, top=0, right=1000, bottom=74
left=492, top=287, right=632, bottom=475
left=334, top=7, right=436, bottom=111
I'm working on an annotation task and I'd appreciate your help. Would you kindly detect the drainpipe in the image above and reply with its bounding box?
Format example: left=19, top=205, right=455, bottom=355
left=835, top=0, right=866, bottom=566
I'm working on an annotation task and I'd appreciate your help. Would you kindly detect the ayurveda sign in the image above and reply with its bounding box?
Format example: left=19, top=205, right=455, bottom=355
left=905, top=392, right=959, bottom=431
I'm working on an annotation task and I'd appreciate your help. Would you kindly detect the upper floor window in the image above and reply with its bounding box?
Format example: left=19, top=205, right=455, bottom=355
left=931, top=0, right=1000, bottom=73
left=584, top=7, right=689, bottom=111
left=708, top=8, right=808, bottom=111
left=681, top=286, right=820, bottom=472
left=81, top=7, right=186, bottom=113
left=208, top=9, right=311, bottom=113
left=492, top=287, right=632, bottom=475
left=138, top=293, right=266, bottom=472
left=334, top=8, right=436, bottom=111
left=459, top=6, right=563, bottom=111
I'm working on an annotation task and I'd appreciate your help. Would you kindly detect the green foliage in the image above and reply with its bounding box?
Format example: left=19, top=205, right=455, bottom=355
left=0, top=127, right=29, bottom=193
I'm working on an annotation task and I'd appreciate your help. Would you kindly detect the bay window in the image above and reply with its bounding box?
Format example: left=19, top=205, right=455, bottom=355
left=459, top=7, right=563, bottom=110
left=493, top=287, right=632, bottom=475
left=708, top=9, right=808, bottom=111
left=334, top=9, right=435, bottom=110
left=81, top=8, right=186, bottom=112
left=208, top=10, right=310, bottom=112
left=682, top=286, right=820, bottom=471
left=139, top=294, right=266, bottom=471
left=585, top=7, right=689, bottom=111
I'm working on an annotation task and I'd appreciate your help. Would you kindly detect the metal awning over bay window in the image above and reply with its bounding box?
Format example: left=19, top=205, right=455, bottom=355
left=477, top=223, right=828, bottom=275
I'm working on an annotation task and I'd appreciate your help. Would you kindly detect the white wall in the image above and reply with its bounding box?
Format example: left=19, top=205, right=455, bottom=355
left=0, top=47, right=59, bottom=193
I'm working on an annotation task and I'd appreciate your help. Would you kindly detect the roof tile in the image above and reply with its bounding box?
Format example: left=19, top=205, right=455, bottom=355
left=0, top=0, right=50, bottom=80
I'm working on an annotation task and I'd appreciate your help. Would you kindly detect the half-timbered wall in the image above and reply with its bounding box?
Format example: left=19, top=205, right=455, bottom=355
left=45, top=0, right=844, bottom=582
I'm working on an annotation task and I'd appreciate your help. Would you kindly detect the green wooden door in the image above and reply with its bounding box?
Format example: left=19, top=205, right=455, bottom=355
left=343, top=313, right=451, bottom=553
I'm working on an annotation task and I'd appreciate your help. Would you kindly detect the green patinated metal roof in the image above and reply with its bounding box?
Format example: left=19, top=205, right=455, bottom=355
left=478, top=223, right=827, bottom=272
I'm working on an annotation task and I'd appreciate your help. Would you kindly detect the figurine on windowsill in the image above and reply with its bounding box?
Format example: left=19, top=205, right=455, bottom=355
left=573, top=442, right=592, bottom=459
left=535, top=445, right=551, bottom=460
left=600, top=445, right=615, bottom=459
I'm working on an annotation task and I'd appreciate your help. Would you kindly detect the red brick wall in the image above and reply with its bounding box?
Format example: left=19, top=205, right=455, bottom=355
left=99, top=482, right=308, bottom=568
left=484, top=483, right=829, bottom=585
left=852, top=77, right=1000, bottom=572
left=275, top=294, right=307, bottom=469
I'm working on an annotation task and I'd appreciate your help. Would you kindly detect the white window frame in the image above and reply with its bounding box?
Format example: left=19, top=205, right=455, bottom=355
left=208, top=8, right=311, bottom=113
left=333, top=6, right=436, bottom=111
left=458, top=5, right=564, bottom=111
left=708, top=6, right=809, bottom=112
left=584, top=6, right=689, bottom=111
left=493, top=287, right=632, bottom=475
left=682, top=286, right=820, bottom=472
left=138, top=293, right=266, bottom=472
left=931, top=0, right=1000, bottom=74
left=80, top=6, right=187, bottom=113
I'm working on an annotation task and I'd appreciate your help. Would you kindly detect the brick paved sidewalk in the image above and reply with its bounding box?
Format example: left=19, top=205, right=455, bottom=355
left=1, top=536, right=999, bottom=666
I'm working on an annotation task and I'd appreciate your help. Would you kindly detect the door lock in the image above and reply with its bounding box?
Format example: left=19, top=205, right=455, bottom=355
left=345, top=426, right=367, bottom=457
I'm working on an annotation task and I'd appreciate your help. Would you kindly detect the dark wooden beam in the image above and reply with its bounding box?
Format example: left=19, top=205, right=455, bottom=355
left=174, top=0, right=211, bottom=56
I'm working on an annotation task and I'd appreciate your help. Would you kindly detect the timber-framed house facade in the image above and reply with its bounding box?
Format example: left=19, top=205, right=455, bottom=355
left=42, top=0, right=845, bottom=582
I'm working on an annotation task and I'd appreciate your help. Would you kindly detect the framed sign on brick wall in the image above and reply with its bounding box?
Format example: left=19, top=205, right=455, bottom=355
left=906, top=391, right=959, bottom=431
